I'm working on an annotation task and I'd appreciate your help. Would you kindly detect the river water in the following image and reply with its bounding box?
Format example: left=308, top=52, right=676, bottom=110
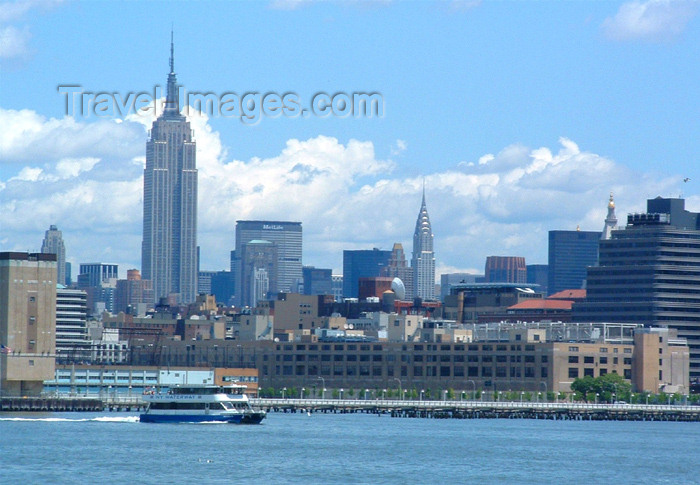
left=1, top=411, right=697, bottom=484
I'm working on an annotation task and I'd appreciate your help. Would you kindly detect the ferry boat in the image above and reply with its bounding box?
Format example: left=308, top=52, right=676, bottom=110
left=139, top=384, right=266, bottom=424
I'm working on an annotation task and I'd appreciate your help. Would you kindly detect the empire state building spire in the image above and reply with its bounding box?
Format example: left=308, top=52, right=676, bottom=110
left=163, top=29, right=182, bottom=119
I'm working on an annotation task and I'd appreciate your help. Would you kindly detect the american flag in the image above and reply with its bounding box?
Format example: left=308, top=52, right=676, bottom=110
left=0, top=344, right=12, bottom=354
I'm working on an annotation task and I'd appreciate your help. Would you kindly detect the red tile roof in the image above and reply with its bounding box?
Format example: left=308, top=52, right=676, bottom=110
left=508, top=299, right=573, bottom=310
left=548, top=289, right=586, bottom=300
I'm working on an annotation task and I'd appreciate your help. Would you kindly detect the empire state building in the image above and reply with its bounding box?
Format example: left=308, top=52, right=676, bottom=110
left=141, top=35, right=197, bottom=304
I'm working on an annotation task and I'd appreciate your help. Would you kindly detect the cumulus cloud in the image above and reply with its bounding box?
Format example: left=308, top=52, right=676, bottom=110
left=602, top=0, right=698, bottom=42
left=0, top=105, right=680, bottom=280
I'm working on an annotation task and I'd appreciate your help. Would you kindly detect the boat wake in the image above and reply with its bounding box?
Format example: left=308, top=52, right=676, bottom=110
left=0, top=416, right=139, bottom=423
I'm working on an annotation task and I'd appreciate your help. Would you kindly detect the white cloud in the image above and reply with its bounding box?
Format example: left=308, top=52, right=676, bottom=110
left=390, top=139, right=407, bottom=157
left=0, top=24, right=30, bottom=59
left=602, top=0, right=698, bottom=42
left=0, top=0, right=63, bottom=61
left=0, top=106, right=681, bottom=280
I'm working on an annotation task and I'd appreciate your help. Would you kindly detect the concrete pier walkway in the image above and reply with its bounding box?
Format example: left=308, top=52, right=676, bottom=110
left=252, top=398, right=700, bottom=422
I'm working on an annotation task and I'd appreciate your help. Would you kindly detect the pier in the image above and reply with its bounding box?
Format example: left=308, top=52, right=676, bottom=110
left=252, top=398, right=700, bottom=422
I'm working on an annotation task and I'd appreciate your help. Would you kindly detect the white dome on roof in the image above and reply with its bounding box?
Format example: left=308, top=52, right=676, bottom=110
left=391, top=277, right=406, bottom=300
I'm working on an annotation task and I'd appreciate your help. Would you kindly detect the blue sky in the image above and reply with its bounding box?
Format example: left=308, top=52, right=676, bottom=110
left=1, top=0, right=699, bottom=278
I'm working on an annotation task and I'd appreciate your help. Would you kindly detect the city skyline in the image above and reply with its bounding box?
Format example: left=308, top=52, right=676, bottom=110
left=2, top=2, right=699, bottom=278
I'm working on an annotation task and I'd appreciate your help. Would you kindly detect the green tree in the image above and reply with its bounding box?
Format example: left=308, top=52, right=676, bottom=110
left=597, top=373, right=631, bottom=401
left=447, top=388, right=455, bottom=400
left=571, top=376, right=596, bottom=401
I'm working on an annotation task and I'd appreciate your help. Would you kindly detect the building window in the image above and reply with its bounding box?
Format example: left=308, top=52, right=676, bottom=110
left=584, top=368, right=594, bottom=377
left=468, top=366, right=478, bottom=377
left=600, top=347, right=608, bottom=353
left=624, top=358, right=632, bottom=365
left=624, top=369, right=631, bottom=379
left=659, top=359, right=663, bottom=366
left=659, top=348, right=663, bottom=354
left=659, top=370, right=663, bottom=380
left=600, top=357, right=607, bottom=364
left=568, top=368, right=579, bottom=378
left=541, top=367, right=548, bottom=378
left=613, top=357, right=618, bottom=365
left=624, top=348, right=632, bottom=354
left=599, top=368, right=607, bottom=376
left=28, top=360, right=34, bottom=366
left=568, top=356, right=579, bottom=364
left=569, top=346, right=579, bottom=352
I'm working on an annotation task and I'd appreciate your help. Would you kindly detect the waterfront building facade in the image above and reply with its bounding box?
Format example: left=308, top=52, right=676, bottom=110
left=0, top=252, right=57, bottom=396
left=412, top=192, right=436, bottom=300
left=574, top=197, right=700, bottom=378
left=141, top=37, right=198, bottom=304
left=548, top=230, right=601, bottom=295
left=41, top=224, right=67, bottom=286
left=120, top=321, right=688, bottom=395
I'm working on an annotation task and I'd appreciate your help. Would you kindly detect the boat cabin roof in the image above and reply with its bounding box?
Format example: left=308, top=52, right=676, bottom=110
left=169, top=384, right=247, bottom=395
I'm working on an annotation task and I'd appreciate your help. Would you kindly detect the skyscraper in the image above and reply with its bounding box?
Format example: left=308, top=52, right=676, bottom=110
left=141, top=34, right=197, bottom=304
left=412, top=190, right=436, bottom=300
left=547, top=230, right=600, bottom=295
left=574, top=197, right=700, bottom=377
left=232, top=221, right=302, bottom=306
left=41, top=224, right=66, bottom=286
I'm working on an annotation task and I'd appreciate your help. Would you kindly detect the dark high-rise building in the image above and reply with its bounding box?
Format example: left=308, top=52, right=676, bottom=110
left=342, top=248, right=391, bottom=299
left=198, top=270, right=235, bottom=306
left=574, top=197, right=700, bottom=377
left=41, top=224, right=66, bottom=286
left=484, top=256, right=526, bottom=284
left=303, top=266, right=333, bottom=296
left=547, top=230, right=600, bottom=295
left=141, top=34, right=197, bottom=304
left=526, top=264, right=549, bottom=296
left=232, top=221, right=302, bottom=306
